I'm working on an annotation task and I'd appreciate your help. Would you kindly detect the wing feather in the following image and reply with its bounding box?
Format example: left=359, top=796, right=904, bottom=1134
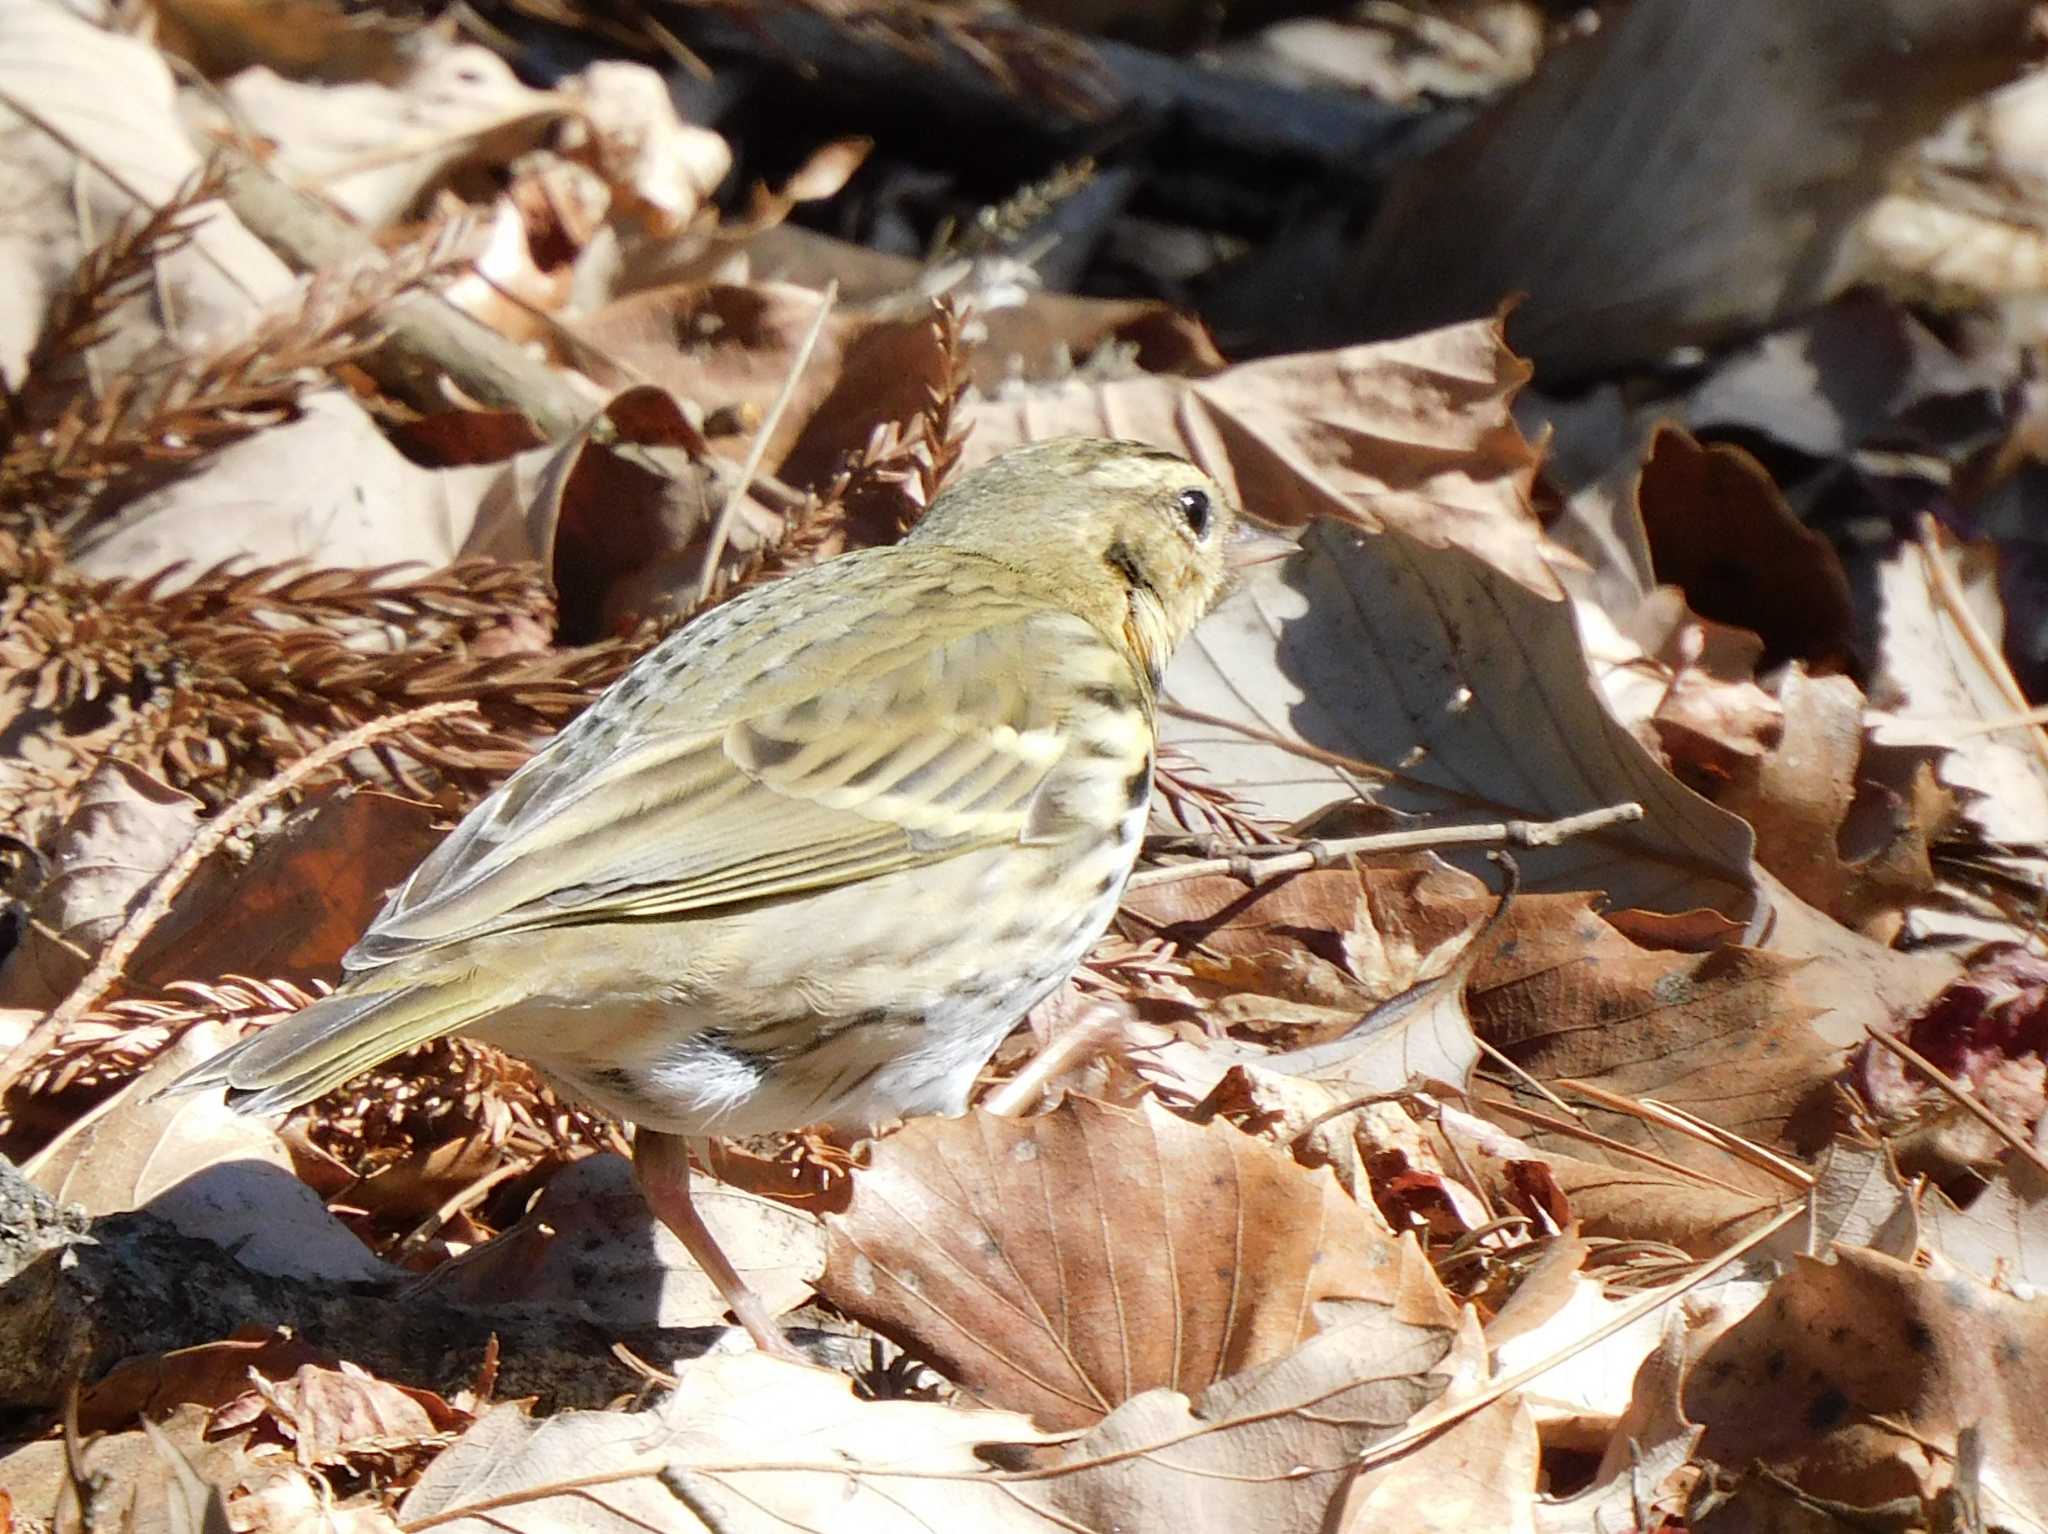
left=346, top=553, right=1117, bottom=971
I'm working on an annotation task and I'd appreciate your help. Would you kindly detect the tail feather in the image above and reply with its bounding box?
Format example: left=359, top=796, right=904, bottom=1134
left=162, top=974, right=506, bottom=1116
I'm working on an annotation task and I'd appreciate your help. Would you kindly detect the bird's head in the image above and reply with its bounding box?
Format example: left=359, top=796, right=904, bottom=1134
left=909, top=437, right=1242, bottom=691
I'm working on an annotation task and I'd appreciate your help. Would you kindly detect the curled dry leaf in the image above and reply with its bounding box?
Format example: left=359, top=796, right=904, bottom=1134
left=211, top=1356, right=468, bottom=1468
left=211, top=46, right=562, bottom=229
left=1717, top=667, right=1948, bottom=941
left=818, top=1095, right=1442, bottom=1430
left=1633, top=426, right=1858, bottom=673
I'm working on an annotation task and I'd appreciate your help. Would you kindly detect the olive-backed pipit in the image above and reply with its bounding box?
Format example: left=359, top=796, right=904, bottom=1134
left=172, top=436, right=1240, bottom=1357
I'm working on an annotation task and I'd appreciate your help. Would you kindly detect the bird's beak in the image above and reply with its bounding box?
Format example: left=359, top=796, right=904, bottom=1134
left=1226, top=521, right=1298, bottom=572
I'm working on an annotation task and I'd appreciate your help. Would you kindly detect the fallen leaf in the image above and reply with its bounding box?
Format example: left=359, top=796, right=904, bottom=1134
left=0, top=759, right=202, bottom=1009
left=1635, top=426, right=1858, bottom=672
left=73, top=392, right=504, bottom=581
left=211, top=46, right=561, bottom=228
left=24, top=1027, right=395, bottom=1283
left=1165, top=516, right=1759, bottom=919
left=0, top=0, right=291, bottom=384
left=416, top=1150, right=823, bottom=1329
left=125, top=788, right=445, bottom=989
left=819, top=1095, right=1436, bottom=1429
left=1315, top=0, right=2032, bottom=377
left=1685, top=1247, right=2048, bottom=1523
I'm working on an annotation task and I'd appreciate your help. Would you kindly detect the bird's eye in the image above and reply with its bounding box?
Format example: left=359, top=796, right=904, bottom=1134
left=1177, top=488, right=1213, bottom=540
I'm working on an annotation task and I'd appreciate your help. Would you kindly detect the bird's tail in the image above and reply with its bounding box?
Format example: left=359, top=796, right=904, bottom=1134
left=162, top=972, right=510, bottom=1116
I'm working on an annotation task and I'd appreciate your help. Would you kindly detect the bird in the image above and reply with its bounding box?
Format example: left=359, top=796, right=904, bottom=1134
left=168, top=436, right=1242, bottom=1359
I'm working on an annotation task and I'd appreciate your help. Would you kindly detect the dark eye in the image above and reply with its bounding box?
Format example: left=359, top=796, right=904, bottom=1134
left=1177, top=488, right=1212, bottom=540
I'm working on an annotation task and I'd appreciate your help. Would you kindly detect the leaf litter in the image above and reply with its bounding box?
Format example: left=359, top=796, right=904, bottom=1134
left=5, top=1, right=2048, bottom=1529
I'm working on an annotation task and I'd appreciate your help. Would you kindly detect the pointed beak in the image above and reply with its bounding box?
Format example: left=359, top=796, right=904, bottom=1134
left=1226, top=521, right=1297, bottom=572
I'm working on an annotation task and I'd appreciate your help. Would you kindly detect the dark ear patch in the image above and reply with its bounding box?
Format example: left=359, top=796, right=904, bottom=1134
left=1122, top=765, right=1152, bottom=810
left=1104, top=540, right=1151, bottom=592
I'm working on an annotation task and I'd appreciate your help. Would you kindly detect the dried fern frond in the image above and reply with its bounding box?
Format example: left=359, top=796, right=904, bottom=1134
left=2, top=532, right=648, bottom=813
left=1152, top=747, right=1282, bottom=845
left=909, top=296, right=972, bottom=516
left=1, top=164, right=230, bottom=439
left=0, top=973, right=617, bottom=1235
left=299, top=1035, right=622, bottom=1195
left=2, top=224, right=468, bottom=536
left=944, top=157, right=1095, bottom=261
left=7, top=974, right=318, bottom=1108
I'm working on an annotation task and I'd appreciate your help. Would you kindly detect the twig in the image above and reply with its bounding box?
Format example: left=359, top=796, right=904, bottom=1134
left=0, top=701, right=476, bottom=1095
left=1866, top=1028, right=2048, bottom=1185
left=1123, top=803, right=1643, bottom=891
left=696, top=280, right=838, bottom=602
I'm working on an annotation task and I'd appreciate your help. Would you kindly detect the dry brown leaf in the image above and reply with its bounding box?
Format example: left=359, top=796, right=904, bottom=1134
left=1685, top=1246, right=2048, bottom=1525
left=399, top=1360, right=1055, bottom=1533
left=1870, top=528, right=2048, bottom=944
left=210, top=47, right=561, bottom=229
left=1635, top=426, right=1858, bottom=672
left=1533, top=1312, right=1700, bottom=1534
left=463, top=384, right=732, bottom=637
left=819, top=1095, right=1438, bottom=1429
left=211, top=1357, right=467, bottom=1465
left=124, top=788, right=445, bottom=991
left=1923, top=1158, right=2048, bottom=1291
left=0, top=758, right=203, bottom=1010
left=557, top=61, right=731, bottom=237
left=1470, top=892, right=1858, bottom=1185
left=1166, top=515, right=1759, bottom=920
left=1445, top=1111, right=1778, bottom=1259
left=24, top=1027, right=393, bottom=1283
left=74, top=393, right=504, bottom=580
left=1334, top=1390, right=1537, bottom=1534
left=416, top=1150, right=823, bottom=1329
left=0, top=0, right=292, bottom=385
left=0, top=1403, right=256, bottom=1534
left=1719, top=668, right=1946, bottom=940
left=404, top=1289, right=1456, bottom=1534
left=77, top=1329, right=333, bottom=1433
left=1319, top=0, right=2032, bottom=378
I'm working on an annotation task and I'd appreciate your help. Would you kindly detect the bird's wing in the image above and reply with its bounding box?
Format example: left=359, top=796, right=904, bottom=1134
left=348, top=553, right=1114, bottom=969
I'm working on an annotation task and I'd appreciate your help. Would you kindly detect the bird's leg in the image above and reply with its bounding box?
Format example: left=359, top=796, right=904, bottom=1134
left=632, top=1129, right=807, bottom=1364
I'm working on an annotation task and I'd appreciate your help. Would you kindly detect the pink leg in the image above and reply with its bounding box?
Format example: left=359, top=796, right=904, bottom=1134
left=633, top=1129, right=807, bottom=1364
